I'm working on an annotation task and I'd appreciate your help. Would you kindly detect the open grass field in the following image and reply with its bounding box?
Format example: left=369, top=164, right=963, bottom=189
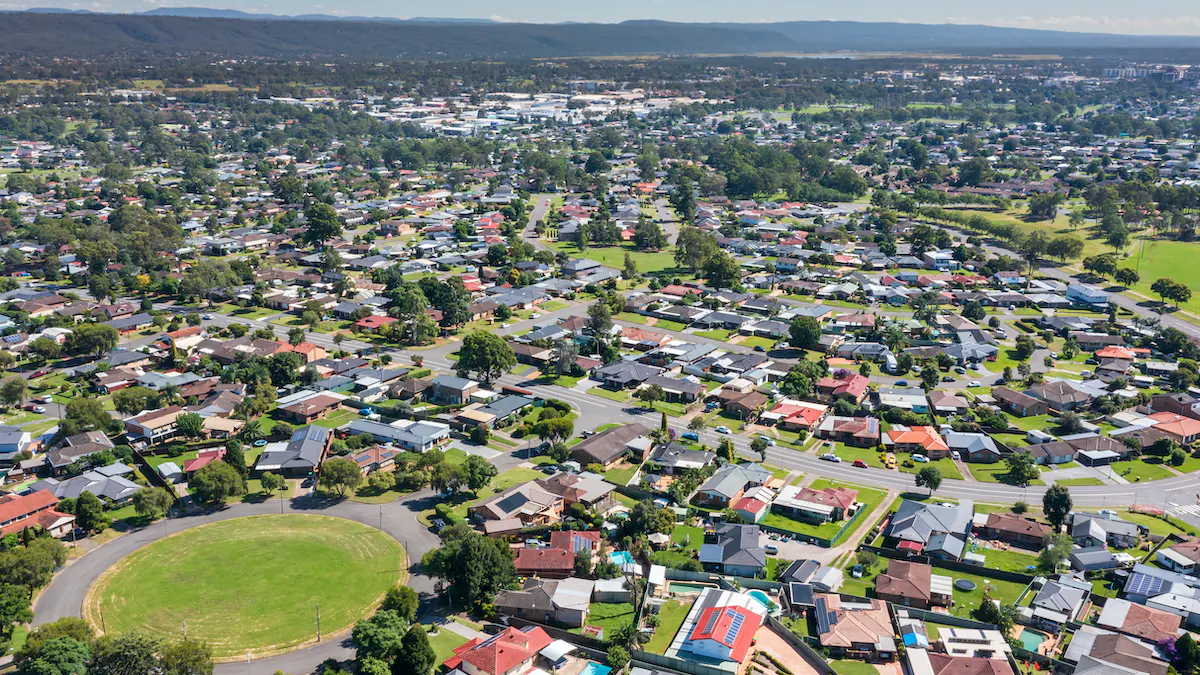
left=544, top=240, right=687, bottom=277
left=83, top=515, right=405, bottom=659
left=1126, top=238, right=1200, bottom=316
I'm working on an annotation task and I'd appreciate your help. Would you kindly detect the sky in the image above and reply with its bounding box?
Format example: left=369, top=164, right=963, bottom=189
left=3, top=0, right=1200, bottom=35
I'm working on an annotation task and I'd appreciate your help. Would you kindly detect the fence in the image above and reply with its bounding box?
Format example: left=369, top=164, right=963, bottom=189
left=631, top=651, right=731, bottom=675
left=663, top=567, right=781, bottom=590
left=858, top=545, right=1037, bottom=585
left=765, top=617, right=837, bottom=675
left=505, top=617, right=607, bottom=654
left=131, top=449, right=179, bottom=502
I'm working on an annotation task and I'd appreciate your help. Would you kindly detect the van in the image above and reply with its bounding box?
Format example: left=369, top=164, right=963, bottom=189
left=765, top=544, right=779, bottom=555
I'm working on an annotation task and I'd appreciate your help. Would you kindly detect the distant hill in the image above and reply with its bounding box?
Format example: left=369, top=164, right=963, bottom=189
left=1, top=12, right=1200, bottom=59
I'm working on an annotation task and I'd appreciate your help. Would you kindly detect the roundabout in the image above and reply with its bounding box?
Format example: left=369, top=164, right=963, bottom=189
left=82, top=514, right=406, bottom=660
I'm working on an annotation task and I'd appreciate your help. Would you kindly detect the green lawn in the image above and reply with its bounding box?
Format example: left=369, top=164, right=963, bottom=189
left=761, top=479, right=886, bottom=545
left=898, top=456, right=964, bottom=481
left=569, top=602, right=636, bottom=637
left=841, top=560, right=1027, bottom=618
left=604, top=464, right=639, bottom=487
left=965, top=542, right=1042, bottom=574
left=1127, top=237, right=1200, bottom=316
left=311, top=409, right=359, bottom=429
left=644, top=599, right=691, bottom=654
left=1054, top=478, right=1105, bottom=487
left=427, top=626, right=469, bottom=665
left=832, top=444, right=886, bottom=468
left=84, top=514, right=405, bottom=658
left=968, top=463, right=1045, bottom=486
left=1108, top=460, right=1175, bottom=482
left=615, top=312, right=649, bottom=325
left=590, top=387, right=632, bottom=404
left=695, top=329, right=733, bottom=341
left=545, top=240, right=686, bottom=277
left=420, top=467, right=547, bottom=525
left=831, top=661, right=879, bottom=675
left=736, top=336, right=776, bottom=350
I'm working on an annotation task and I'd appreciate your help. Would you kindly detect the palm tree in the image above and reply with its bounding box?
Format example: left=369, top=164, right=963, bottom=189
left=239, top=418, right=265, bottom=443
left=159, top=384, right=182, bottom=407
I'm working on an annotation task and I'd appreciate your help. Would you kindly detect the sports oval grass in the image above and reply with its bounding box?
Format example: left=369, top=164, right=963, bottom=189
left=84, top=514, right=405, bottom=659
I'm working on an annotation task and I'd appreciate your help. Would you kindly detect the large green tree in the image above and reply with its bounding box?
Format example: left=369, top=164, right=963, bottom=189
left=421, top=525, right=516, bottom=610
left=455, top=332, right=516, bottom=385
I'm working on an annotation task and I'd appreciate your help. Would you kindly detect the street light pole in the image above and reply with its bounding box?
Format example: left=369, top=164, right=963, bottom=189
left=316, top=604, right=321, bottom=642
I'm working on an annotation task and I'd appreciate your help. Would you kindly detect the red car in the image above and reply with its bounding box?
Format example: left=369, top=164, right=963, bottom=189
left=852, top=459, right=868, bottom=468
left=29, top=369, right=49, bottom=379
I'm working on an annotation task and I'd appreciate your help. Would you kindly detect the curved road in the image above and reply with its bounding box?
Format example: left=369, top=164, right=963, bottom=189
left=34, top=490, right=444, bottom=675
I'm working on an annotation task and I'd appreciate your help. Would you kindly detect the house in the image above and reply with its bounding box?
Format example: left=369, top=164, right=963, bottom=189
left=946, top=432, right=1001, bottom=463
left=886, top=499, right=973, bottom=557
left=278, top=392, right=344, bottom=424
left=813, top=595, right=897, bottom=661
left=253, top=425, right=331, bottom=477
left=1067, top=284, right=1111, bottom=308
left=1064, top=628, right=1168, bottom=675
left=699, top=523, right=766, bottom=577
left=442, top=625, right=553, bottom=675
left=1029, top=575, right=1091, bottom=628
left=874, top=560, right=953, bottom=609
left=569, top=422, right=652, bottom=470
left=46, top=431, right=114, bottom=473
left=429, top=375, right=478, bottom=404
left=494, top=577, right=594, bottom=627
left=816, top=416, right=881, bottom=447
left=762, top=400, right=829, bottom=431
left=514, top=548, right=575, bottom=579
left=1157, top=541, right=1200, bottom=574
left=876, top=388, right=930, bottom=414
left=908, top=653, right=1015, bottom=675
left=1149, top=412, right=1200, bottom=444
left=350, top=446, right=401, bottom=475
left=976, top=513, right=1051, bottom=549
left=469, top=481, right=563, bottom=526
left=344, top=419, right=451, bottom=453
left=1097, top=598, right=1181, bottom=643
left=991, top=387, right=1049, bottom=417
left=772, top=484, right=859, bottom=523
left=124, top=405, right=186, bottom=444
left=549, top=530, right=601, bottom=555
left=680, top=605, right=763, bottom=664
left=695, top=463, right=772, bottom=508
left=31, top=463, right=140, bottom=504
left=884, top=425, right=950, bottom=457
left=593, top=361, right=662, bottom=389
left=647, top=443, right=715, bottom=475
left=537, top=473, right=617, bottom=514
left=1031, top=381, right=1094, bottom=412
left=1072, top=512, right=1140, bottom=549
left=928, top=391, right=970, bottom=416
left=0, top=489, right=75, bottom=537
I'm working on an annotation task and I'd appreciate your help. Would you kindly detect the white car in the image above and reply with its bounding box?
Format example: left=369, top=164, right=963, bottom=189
left=758, top=435, right=776, bottom=446
left=912, top=454, right=930, bottom=463
left=530, top=313, right=542, bottom=319
left=715, top=426, right=731, bottom=435
left=764, top=544, right=779, bottom=555
left=32, top=406, right=46, bottom=414
left=500, top=323, right=512, bottom=328
left=820, top=453, right=842, bottom=463
left=201, top=313, right=214, bottom=320
left=951, top=450, right=961, bottom=460
left=968, top=381, right=982, bottom=387
left=39, top=395, right=53, bottom=404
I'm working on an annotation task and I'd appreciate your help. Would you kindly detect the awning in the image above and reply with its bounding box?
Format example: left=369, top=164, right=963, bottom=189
left=897, top=540, right=923, bottom=552
left=540, top=640, right=576, bottom=663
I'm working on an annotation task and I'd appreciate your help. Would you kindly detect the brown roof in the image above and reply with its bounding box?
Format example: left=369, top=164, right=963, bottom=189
left=926, top=654, right=1015, bottom=675
left=875, top=559, right=931, bottom=602
left=514, top=547, right=575, bottom=572
left=1114, top=602, right=1181, bottom=642
left=983, top=513, right=1051, bottom=540
left=1088, top=634, right=1169, bottom=675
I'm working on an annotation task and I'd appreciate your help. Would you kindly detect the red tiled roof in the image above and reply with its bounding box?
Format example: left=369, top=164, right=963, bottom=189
left=687, top=605, right=761, bottom=663
left=514, top=547, right=575, bottom=571
left=447, top=627, right=552, bottom=675
left=0, top=489, right=58, bottom=527
left=549, top=530, right=600, bottom=553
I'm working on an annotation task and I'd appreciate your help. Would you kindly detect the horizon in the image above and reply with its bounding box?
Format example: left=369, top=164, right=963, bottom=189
left=3, top=1, right=1200, bottom=37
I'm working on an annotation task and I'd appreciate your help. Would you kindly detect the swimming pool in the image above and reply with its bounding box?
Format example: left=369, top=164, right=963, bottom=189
left=610, top=551, right=635, bottom=566
left=1019, top=629, right=1047, bottom=652
left=747, top=590, right=780, bottom=615
left=668, top=582, right=711, bottom=594
left=580, top=664, right=612, bottom=675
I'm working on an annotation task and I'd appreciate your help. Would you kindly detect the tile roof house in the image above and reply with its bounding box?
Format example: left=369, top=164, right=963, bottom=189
left=0, top=489, right=75, bottom=537
left=992, top=386, right=1049, bottom=417
left=916, top=653, right=1016, bottom=675
left=569, top=422, right=652, bottom=470
left=1097, top=598, right=1181, bottom=643
left=976, top=513, right=1052, bottom=549
left=886, top=499, right=973, bottom=558
left=682, top=605, right=763, bottom=664
left=813, top=595, right=897, bottom=660
left=772, top=484, right=859, bottom=523
left=469, top=481, right=563, bottom=526
left=816, top=416, right=881, bottom=447
left=874, top=559, right=953, bottom=609
left=884, top=425, right=950, bottom=458
left=514, top=548, right=576, bottom=579
left=442, top=626, right=553, bottom=675
left=494, top=577, right=594, bottom=628
left=699, top=523, right=766, bottom=577
left=695, top=463, right=772, bottom=508
left=817, top=374, right=870, bottom=403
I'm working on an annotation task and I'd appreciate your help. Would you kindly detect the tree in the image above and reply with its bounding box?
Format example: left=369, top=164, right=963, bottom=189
left=113, top=386, right=155, bottom=415
left=962, top=301, right=985, bottom=321
left=0, top=538, right=65, bottom=595
left=160, top=637, right=214, bottom=675
left=915, top=467, right=942, bottom=495
left=550, top=339, right=580, bottom=376
left=586, top=300, right=613, bottom=337
left=535, top=417, right=574, bottom=445
left=703, top=252, right=740, bottom=290
left=574, top=549, right=593, bottom=577
left=674, top=227, right=718, bottom=274
left=788, top=316, right=821, bottom=350
left=62, top=397, right=119, bottom=436
left=421, top=526, right=516, bottom=610
left=175, top=412, right=204, bottom=439
left=90, top=630, right=161, bottom=675
left=22, top=636, right=91, bottom=675
left=1114, top=268, right=1140, bottom=288
left=369, top=470, right=396, bottom=493
left=319, top=457, right=363, bottom=497
left=131, top=487, right=173, bottom=520
left=626, top=500, right=675, bottom=537
left=1174, top=634, right=1200, bottom=675
left=0, top=583, right=32, bottom=640
left=1038, top=532, right=1074, bottom=573
left=1004, top=451, right=1039, bottom=486
left=635, top=384, right=665, bottom=410
left=28, top=337, right=61, bottom=362
left=65, top=323, right=119, bottom=356
left=973, top=591, right=1015, bottom=634
left=606, top=646, right=630, bottom=671
left=622, top=253, right=638, bottom=279
left=260, top=472, right=286, bottom=497
left=1083, top=254, right=1118, bottom=280
left=393, top=625, right=435, bottom=675
left=189, top=460, right=245, bottom=504
left=461, top=455, right=498, bottom=494
left=455, top=332, right=516, bottom=385
left=303, top=202, right=343, bottom=248
left=381, top=585, right=420, bottom=623
left=352, top=609, right=409, bottom=663
left=718, top=438, right=736, bottom=463
left=0, top=377, right=28, bottom=408
left=74, top=491, right=109, bottom=533
left=1042, top=484, right=1073, bottom=532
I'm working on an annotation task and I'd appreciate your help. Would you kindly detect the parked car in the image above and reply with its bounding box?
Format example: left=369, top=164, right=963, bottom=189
left=431, top=518, right=447, bottom=533
left=912, top=454, right=930, bottom=463
left=201, top=313, right=214, bottom=320
left=500, top=323, right=511, bottom=328
left=895, top=380, right=908, bottom=387
left=32, top=406, right=45, bottom=414
left=753, top=346, right=766, bottom=352
left=681, top=432, right=699, bottom=441
left=39, top=395, right=53, bottom=404
left=967, top=381, right=982, bottom=387
left=764, top=544, right=779, bottom=555
left=951, top=451, right=961, bottom=460
left=852, top=459, right=868, bottom=468
left=716, top=426, right=731, bottom=434
left=820, top=453, right=842, bottom=463
left=851, top=564, right=864, bottom=578
left=29, top=370, right=49, bottom=379
left=941, top=375, right=954, bottom=382
left=954, top=367, right=966, bottom=374
left=758, top=435, right=775, bottom=446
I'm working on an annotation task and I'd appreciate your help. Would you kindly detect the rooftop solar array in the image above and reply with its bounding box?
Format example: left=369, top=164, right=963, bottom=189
left=725, top=609, right=746, bottom=643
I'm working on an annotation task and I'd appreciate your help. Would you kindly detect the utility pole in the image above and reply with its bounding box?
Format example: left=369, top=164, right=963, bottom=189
left=316, top=604, right=321, bottom=642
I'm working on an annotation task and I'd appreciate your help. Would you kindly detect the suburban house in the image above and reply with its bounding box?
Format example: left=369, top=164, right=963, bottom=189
left=1157, top=541, right=1200, bottom=574
left=1072, top=513, right=1141, bottom=549
left=817, top=374, right=870, bottom=403
left=699, top=523, right=766, bottom=577
left=253, top=425, right=332, bottom=477
left=514, top=548, right=575, bottom=579
left=569, top=422, right=653, bottom=470
left=1097, top=598, right=1182, bottom=643
left=494, top=577, right=594, bottom=627
left=694, top=463, right=772, bottom=508
left=813, top=595, right=897, bottom=661
left=946, top=432, right=1001, bottom=463
left=975, top=513, right=1051, bottom=550
left=345, top=419, right=451, bottom=453
left=31, top=463, right=140, bottom=505
left=884, top=426, right=949, bottom=458
left=816, top=416, right=881, bottom=447
left=772, top=485, right=859, bottom=524
left=469, top=481, right=563, bottom=527
left=680, top=603, right=764, bottom=664
left=992, top=387, right=1049, bottom=417
left=0, top=489, right=75, bottom=537
left=429, top=375, right=479, bottom=404
left=928, top=391, right=970, bottom=416
left=442, top=626, right=554, bottom=675
left=886, top=499, right=974, bottom=559
left=874, top=560, right=953, bottom=609
left=124, top=405, right=186, bottom=444
left=537, top=473, right=617, bottom=514
left=1029, top=575, right=1091, bottom=629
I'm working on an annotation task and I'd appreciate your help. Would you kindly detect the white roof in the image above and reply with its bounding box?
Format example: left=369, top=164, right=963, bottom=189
left=540, top=641, right=576, bottom=663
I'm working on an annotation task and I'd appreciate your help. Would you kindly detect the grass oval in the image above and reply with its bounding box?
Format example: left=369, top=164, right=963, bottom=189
left=84, top=514, right=405, bottom=660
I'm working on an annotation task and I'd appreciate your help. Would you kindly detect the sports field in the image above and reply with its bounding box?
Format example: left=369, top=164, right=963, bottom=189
left=84, top=515, right=405, bottom=659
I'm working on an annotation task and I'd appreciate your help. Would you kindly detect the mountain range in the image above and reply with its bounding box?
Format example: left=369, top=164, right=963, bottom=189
left=2, top=10, right=1200, bottom=59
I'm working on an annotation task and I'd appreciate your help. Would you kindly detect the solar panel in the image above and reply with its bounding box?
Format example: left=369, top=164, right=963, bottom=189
left=701, top=610, right=721, bottom=636
left=726, top=610, right=745, bottom=642
left=814, top=597, right=832, bottom=635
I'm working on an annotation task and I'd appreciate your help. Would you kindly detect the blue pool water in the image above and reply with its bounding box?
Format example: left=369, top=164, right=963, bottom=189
left=610, top=551, right=635, bottom=566
left=748, top=590, right=779, bottom=615
left=581, top=664, right=612, bottom=675
left=1019, top=629, right=1046, bottom=652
